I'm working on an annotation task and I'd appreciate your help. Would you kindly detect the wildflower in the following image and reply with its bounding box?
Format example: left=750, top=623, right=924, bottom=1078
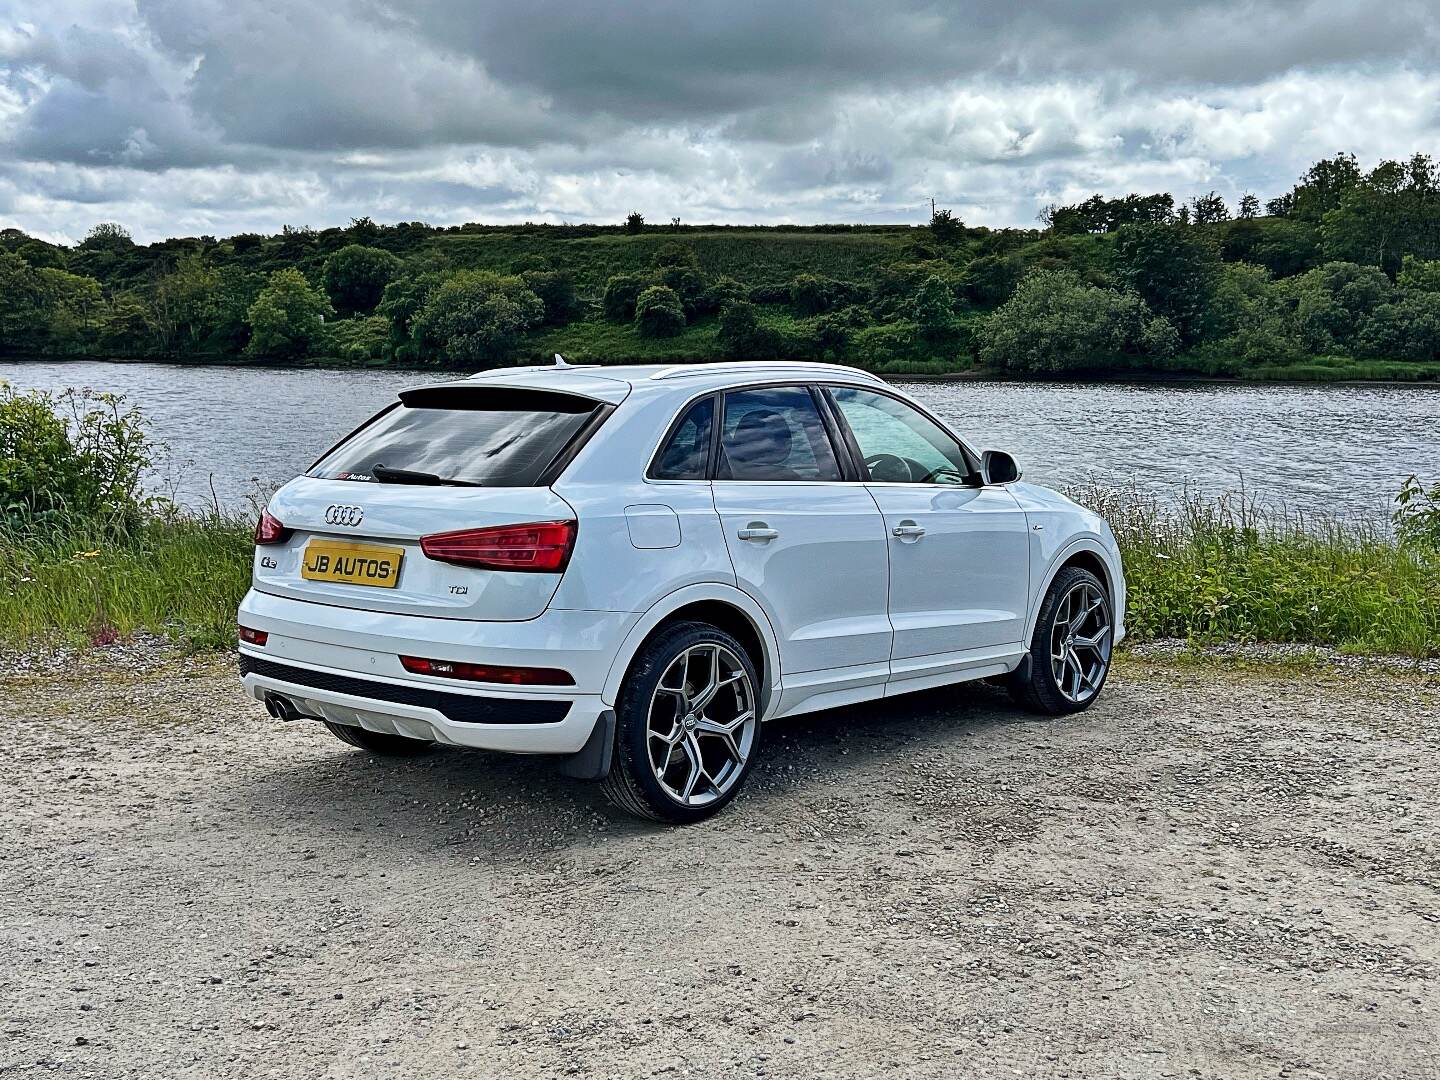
left=74, top=550, right=101, bottom=558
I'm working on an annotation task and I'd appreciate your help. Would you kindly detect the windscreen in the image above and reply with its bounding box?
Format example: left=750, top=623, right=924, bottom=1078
left=308, top=387, right=598, bottom=487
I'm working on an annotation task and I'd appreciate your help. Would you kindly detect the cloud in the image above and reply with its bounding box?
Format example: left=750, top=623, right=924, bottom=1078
left=0, top=0, right=1438, bottom=242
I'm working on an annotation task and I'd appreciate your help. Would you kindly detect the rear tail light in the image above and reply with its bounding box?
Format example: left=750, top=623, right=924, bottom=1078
left=239, top=625, right=269, bottom=646
left=399, top=655, right=574, bottom=686
left=254, top=510, right=292, bottom=546
left=420, top=520, right=576, bottom=572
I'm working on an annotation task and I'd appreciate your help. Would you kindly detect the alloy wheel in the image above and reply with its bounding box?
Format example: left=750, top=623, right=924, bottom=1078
left=646, top=643, right=757, bottom=808
left=1049, top=581, right=1112, bottom=705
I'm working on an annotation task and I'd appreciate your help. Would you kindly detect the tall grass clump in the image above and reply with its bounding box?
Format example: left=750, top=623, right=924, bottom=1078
left=0, top=384, right=253, bottom=649
left=1074, top=485, right=1440, bottom=657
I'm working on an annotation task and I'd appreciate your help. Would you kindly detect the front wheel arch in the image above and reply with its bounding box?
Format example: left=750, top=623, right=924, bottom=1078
left=1025, top=540, right=1119, bottom=644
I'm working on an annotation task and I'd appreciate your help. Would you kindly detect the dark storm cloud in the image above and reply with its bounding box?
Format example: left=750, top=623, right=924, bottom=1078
left=1, top=0, right=1438, bottom=241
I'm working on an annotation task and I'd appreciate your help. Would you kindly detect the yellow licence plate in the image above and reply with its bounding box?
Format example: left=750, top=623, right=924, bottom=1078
left=301, top=539, right=404, bottom=589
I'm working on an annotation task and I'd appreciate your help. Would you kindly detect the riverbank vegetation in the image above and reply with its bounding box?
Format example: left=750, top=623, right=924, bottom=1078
left=4, top=152, right=1440, bottom=381
left=2, top=387, right=1437, bottom=656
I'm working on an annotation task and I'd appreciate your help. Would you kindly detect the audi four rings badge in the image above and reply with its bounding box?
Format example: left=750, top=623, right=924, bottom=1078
left=325, top=505, right=364, bottom=526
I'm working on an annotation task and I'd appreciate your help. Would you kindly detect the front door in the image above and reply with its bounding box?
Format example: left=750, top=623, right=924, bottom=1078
left=709, top=385, right=892, bottom=679
left=826, top=385, right=1030, bottom=668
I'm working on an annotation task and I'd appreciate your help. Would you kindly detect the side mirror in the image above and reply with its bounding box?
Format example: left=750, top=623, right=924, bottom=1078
left=981, top=449, right=1021, bottom=485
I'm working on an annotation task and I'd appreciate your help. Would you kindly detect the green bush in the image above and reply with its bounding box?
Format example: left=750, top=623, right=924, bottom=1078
left=1395, top=476, right=1440, bottom=549
left=0, top=385, right=156, bottom=525
left=602, top=272, right=650, bottom=321
left=790, top=273, right=856, bottom=316
left=520, top=269, right=581, bottom=325
left=718, top=300, right=784, bottom=358
left=979, top=269, right=1177, bottom=373
left=326, top=316, right=390, bottom=364
left=634, top=285, right=686, bottom=337
left=410, top=271, right=544, bottom=363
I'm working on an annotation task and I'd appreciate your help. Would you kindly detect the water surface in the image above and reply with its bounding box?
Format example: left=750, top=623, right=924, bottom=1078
left=3, top=359, right=1436, bottom=519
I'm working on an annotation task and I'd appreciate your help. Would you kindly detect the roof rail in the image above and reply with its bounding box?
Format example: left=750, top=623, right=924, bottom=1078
left=649, top=361, right=884, bottom=383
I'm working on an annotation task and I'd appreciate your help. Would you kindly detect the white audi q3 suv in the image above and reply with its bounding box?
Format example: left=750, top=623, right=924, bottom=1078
left=238, top=360, right=1125, bottom=822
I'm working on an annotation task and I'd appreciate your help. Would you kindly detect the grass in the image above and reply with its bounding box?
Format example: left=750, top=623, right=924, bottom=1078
left=0, top=511, right=254, bottom=650
left=1, top=491, right=1435, bottom=658
left=431, top=229, right=912, bottom=292
left=1075, top=486, right=1440, bottom=657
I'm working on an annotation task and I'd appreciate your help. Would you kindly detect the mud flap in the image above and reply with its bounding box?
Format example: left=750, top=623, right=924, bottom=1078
left=555, top=709, right=616, bottom=780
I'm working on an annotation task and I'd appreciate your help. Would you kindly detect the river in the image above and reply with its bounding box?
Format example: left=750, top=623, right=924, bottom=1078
left=3, top=359, right=1436, bottom=520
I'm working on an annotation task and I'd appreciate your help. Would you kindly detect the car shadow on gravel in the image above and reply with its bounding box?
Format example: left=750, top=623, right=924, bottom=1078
left=220, top=679, right=1045, bottom=853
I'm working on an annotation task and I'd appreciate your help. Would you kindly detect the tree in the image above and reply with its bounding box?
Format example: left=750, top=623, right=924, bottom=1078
left=625, top=211, right=645, bottom=234
left=1355, top=292, right=1440, bottom=361
left=1189, top=192, right=1230, bottom=226
left=1288, top=153, right=1364, bottom=222
left=154, top=256, right=218, bottom=353
left=1321, top=154, right=1440, bottom=274
left=929, top=208, right=964, bottom=245
left=1238, top=193, right=1260, bottom=220
left=321, top=244, right=402, bottom=316
left=0, top=252, right=49, bottom=349
left=978, top=270, right=1177, bottom=373
left=80, top=222, right=133, bottom=250
left=909, top=275, right=959, bottom=342
left=410, top=271, right=544, bottom=363
left=1398, top=256, right=1440, bottom=294
left=1111, top=224, right=1221, bottom=344
left=245, top=268, right=334, bottom=359
left=1042, top=193, right=1174, bottom=234
left=634, top=285, right=685, bottom=337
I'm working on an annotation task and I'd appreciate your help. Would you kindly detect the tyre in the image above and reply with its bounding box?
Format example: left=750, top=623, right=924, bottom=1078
left=324, top=721, right=434, bottom=756
left=1009, top=566, right=1114, bottom=715
left=601, top=621, right=762, bottom=824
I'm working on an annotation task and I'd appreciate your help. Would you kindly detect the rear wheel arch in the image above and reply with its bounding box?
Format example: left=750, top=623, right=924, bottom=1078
left=603, top=587, right=779, bottom=714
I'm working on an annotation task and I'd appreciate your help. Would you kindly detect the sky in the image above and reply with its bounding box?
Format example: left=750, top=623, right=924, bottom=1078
left=2, top=0, right=1439, bottom=245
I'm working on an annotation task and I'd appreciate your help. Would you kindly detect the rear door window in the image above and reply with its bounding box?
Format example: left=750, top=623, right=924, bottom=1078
left=718, top=386, right=843, bottom=482
left=309, top=387, right=600, bottom=487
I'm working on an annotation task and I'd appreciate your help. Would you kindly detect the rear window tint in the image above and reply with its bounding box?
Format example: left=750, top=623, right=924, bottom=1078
left=651, top=396, right=714, bottom=480
left=309, top=387, right=598, bottom=487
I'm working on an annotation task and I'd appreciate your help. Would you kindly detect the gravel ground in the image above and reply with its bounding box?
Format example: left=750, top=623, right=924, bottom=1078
left=3, top=651, right=1438, bottom=1079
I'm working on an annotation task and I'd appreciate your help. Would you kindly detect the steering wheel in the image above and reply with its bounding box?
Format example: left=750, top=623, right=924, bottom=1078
left=863, top=452, right=913, bottom=483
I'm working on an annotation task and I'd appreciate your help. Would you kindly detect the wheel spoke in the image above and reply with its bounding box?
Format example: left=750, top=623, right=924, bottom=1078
left=645, top=642, right=756, bottom=807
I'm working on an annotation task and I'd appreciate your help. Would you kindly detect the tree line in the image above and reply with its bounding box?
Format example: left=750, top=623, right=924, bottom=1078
left=2, top=151, right=1438, bottom=379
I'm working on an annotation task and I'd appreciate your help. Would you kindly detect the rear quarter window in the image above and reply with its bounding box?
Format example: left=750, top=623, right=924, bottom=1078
left=309, top=386, right=602, bottom=487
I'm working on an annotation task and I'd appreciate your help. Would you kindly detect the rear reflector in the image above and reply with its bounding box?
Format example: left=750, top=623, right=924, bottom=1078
left=239, top=625, right=269, bottom=646
left=399, top=655, right=575, bottom=686
left=419, top=520, right=576, bottom=573
left=254, top=510, right=292, bottom=546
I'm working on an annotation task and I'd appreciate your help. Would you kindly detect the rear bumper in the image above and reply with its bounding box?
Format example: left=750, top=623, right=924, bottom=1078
left=237, top=589, right=636, bottom=753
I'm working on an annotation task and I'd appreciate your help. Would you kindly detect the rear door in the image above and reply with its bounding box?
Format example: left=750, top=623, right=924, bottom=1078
left=252, top=384, right=607, bottom=621
left=825, top=384, right=1030, bottom=666
left=709, top=385, right=891, bottom=677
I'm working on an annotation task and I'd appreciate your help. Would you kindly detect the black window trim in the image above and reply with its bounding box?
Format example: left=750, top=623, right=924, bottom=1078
left=819, top=384, right=983, bottom=486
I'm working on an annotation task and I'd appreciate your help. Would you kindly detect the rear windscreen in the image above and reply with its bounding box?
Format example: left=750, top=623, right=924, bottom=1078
left=308, top=387, right=599, bottom=487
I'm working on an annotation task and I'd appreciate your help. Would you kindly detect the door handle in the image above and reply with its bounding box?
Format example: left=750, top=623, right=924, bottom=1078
left=891, top=521, right=926, bottom=539
left=737, top=525, right=779, bottom=542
